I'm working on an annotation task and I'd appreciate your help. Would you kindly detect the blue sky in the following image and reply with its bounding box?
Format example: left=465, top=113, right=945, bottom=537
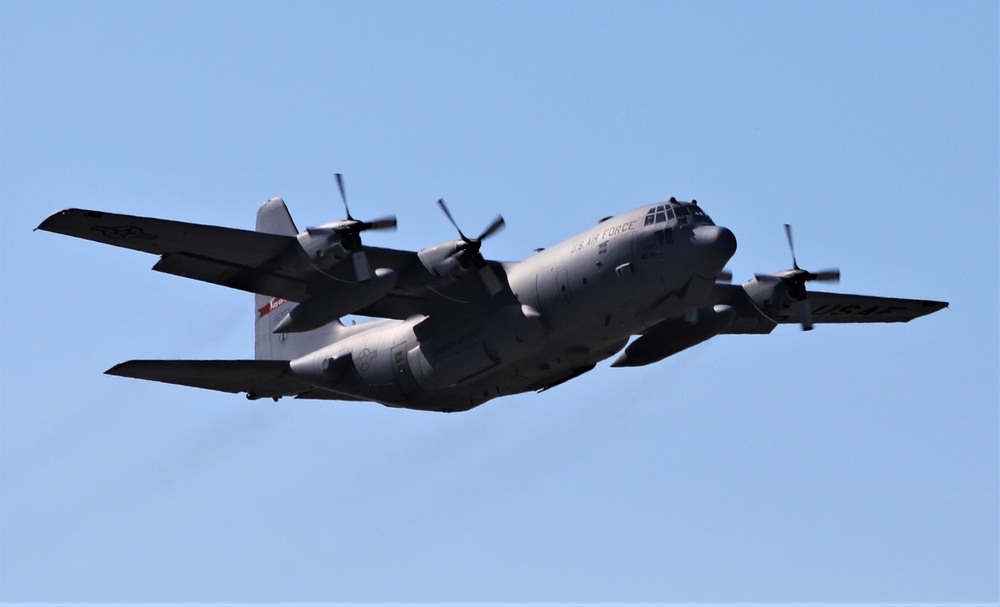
left=1, top=1, right=997, bottom=604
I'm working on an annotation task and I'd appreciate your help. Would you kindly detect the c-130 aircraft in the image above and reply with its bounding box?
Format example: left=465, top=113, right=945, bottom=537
left=38, top=176, right=947, bottom=412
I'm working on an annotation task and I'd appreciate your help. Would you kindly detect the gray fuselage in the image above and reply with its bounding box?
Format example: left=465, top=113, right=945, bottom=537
left=286, top=200, right=736, bottom=412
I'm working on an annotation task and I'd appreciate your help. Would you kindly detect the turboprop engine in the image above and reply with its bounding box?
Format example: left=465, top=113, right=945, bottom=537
left=611, top=305, right=736, bottom=367
left=415, top=198, right=506, bottom=294
left=291, top=173, right=398, bottom=280
left=295, top=223, right=355, bottom=269
left=744, top=224, right=840, bottom=331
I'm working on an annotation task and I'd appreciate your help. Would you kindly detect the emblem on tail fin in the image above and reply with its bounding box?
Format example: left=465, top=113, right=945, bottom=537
left=257, top=297, right=287, bottom=318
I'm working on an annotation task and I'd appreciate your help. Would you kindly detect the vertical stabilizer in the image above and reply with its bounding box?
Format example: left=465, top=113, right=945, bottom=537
left=253, top=198, right=344, bottom=360
left=256, top=196, right=299, bottom=235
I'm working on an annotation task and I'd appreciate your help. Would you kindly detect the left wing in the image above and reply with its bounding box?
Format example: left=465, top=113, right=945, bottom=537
left=711, top=283, right=948, bottom=334
left=773, top=291, right=948, bottom=325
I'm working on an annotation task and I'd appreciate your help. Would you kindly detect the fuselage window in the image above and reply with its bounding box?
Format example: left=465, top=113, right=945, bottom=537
left=653, top=227, right=673, bottom=247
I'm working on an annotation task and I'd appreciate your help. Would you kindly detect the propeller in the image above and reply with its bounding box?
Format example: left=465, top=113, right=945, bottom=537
left=436, top=198, right=506, bottom=295
left=334, top=173, right=398, bottom=232
left=756, top=224, right=840, bottom=331
left=437, top=198, right=505, bottom=246
left=305, top=173, right=397, bottom=281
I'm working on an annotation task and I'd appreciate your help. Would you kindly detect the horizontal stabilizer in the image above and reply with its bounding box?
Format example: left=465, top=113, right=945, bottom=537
left=106, top=359, right=310, bottom=399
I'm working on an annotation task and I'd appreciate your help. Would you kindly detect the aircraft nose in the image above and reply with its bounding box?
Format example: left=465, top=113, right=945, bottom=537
left=691, top=225, right=737, bottom=275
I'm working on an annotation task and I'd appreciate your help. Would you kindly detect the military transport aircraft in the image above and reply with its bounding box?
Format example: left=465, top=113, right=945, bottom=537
left=38, top=176, right=947, bottom=412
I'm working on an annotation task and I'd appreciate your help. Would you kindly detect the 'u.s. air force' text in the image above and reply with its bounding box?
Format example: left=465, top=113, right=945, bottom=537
left=569, top=220, right=637, bottom=254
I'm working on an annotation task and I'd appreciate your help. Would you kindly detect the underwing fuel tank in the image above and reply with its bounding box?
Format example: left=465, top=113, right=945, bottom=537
left=274, top=268, right=397, bottom=333
left=611, top=305, right=736, bottom=367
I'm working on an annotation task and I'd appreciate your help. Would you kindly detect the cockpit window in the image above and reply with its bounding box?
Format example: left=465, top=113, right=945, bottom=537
left=646, top=201, right=713, bottom=227
left=689, top=205, right=713, bottom=224
left=644, top=205, right=671, bottom=226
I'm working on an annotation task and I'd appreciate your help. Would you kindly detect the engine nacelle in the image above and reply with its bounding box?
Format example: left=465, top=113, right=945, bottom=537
left=742, top=275, right=792, bottom=311
left=295, top=224, right=355, bottom=270
left=416, top=239, right=474, bottom=286
left=611, top=305, right=735, bottom=367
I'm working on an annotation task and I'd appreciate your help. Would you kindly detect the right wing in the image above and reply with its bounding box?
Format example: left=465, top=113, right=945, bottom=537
left=37, top=208, right=315, bottom=301
left=38, top=207, right=515, bottom=321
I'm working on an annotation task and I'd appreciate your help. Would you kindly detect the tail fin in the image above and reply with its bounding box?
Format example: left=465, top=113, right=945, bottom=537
left=256, top=196, right=298, bottom=235
left=253, top=198, right=344, bottom=360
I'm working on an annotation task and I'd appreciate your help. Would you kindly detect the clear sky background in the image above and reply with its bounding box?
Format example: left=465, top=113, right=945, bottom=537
left=1, top=1, right=997, bottom=604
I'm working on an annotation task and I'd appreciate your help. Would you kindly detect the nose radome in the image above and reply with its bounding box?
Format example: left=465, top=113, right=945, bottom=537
left=692, top=225, right=738, bottom=272
left=693, top=225, right=737, bottom=256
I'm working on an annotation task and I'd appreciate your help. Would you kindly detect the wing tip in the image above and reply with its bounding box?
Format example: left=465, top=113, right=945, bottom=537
left=36, top=208, right=94, bottom=233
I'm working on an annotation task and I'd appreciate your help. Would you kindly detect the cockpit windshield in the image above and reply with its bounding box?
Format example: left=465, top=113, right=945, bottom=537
left=642, top=204, right=675, bottom=226
left=642, top=200, right=713, bottom=227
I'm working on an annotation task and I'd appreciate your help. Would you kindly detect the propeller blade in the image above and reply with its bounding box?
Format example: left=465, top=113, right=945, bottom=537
left=363, top=215, right=398, bottom=232
left=477, top=215, right=506, bottom=241
left=784, top=223, right=799, bottom=270
left=684, top=307, right=699, bottom=324
left=811, top=268, right=841, bottom=283
left=351, top=251, right=373, bottom=281
left=437, top=199, right=468, bottom=241
left=718, top=269, right=733, bottom=283
left=335, top=173, right=353, bottom=221
left=796, top=299, right=814, bottom=331
left=479, top=263, right=504, bottom=296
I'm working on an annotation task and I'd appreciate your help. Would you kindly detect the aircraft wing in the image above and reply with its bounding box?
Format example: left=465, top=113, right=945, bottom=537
left=777, top=291, right=948, bottom=325
left=36, top=208, right=318, bottom=300
left=37, top=208, right=294, bottom=265
left=106, top=360, right=365, bottom=401
left=106, top=360, right=307, bottom=398
left=712, top=284, right=948, bottom=334
left=38, top=208, right=509, bottom=319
